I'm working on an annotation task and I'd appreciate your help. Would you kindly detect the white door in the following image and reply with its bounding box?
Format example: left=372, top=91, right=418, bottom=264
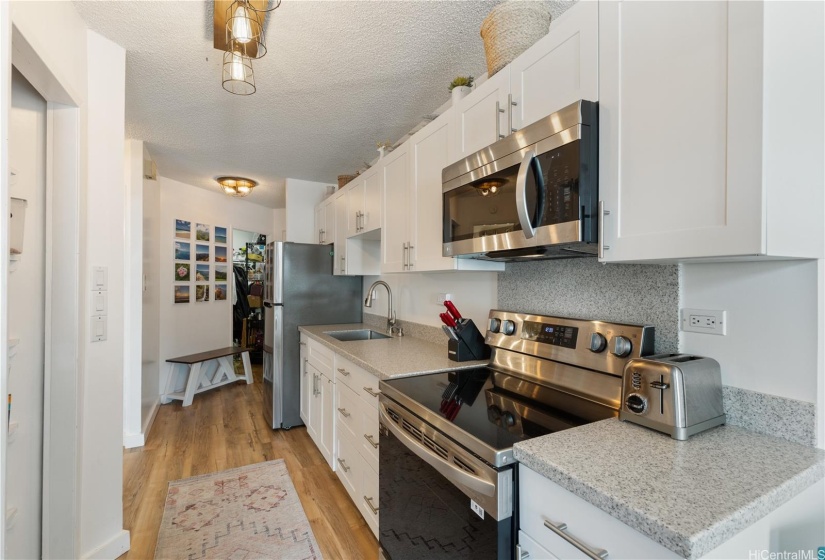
left=599, top=1, right=762, bottom=262
left=334, top=194, right=348, bottom=275
left=346, top=180, right=364, bottom=237
left=450, top=68, right=511, bottom=162
left=510, top=0, right=598, bottom=130
left=362, top=168, right=382, bottom=234
left=324, top=198, right=336, bottom=245
left=381, top=144, right=410, bottom=273
left=409, top=113, right=455, bottom=272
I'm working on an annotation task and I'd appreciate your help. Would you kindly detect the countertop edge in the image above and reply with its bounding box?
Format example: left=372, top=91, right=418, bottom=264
left=514, top=446, right=825, bottom=559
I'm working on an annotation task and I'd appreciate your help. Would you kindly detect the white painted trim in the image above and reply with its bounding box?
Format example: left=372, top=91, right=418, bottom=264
left=142, top=397, right=160, bottom=441
left=80, top=529, right=130, bottom=560
left=122, top=397, right=159, bottom=449
left=122, top=432, right=144, bottom=449
left=817, top=258, right=824, bottom=450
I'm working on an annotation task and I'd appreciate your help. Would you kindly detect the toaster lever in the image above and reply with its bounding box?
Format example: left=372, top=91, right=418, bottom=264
left=650, top=381, right=670, bottom=390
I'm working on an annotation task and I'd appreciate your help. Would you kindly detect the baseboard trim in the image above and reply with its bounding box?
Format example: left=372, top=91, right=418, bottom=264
left=81, top=529, right=130, bottom=560
left=123, top=431, right=144, bottom=448
left=123, top=398, right=160, bottom=449
left=142, top=397, right=160, bottom=440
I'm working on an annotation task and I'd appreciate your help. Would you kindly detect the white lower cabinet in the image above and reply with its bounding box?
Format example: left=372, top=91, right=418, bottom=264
left=302, top=338, right=336, bottom=470
left=517, top=530, right=558, bottom=560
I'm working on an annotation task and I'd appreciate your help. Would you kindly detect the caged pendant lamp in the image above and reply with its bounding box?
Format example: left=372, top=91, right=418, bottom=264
left=225, top=0, right=267, bottom=59
left=222, top=47, right=256, bottom=95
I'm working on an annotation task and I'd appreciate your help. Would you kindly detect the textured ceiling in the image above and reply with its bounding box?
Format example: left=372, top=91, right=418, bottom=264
left=73, top=0, right=504, bottom=208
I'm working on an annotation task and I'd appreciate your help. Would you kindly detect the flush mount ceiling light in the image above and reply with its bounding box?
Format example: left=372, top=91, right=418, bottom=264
left=217, top=176, right=258, bottom=197
left=472, top=178, right=505, bottom=197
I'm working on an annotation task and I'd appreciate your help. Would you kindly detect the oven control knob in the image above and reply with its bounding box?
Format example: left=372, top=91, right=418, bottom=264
left=487, top=405, right=502, bottom=423
left=489, top=318, right=501, bottom=333
left=625, top=393, right=648, bottom=415
left=589, top=332, right=607, bottom=353
left=610, top=336, right=633, bottom=357
left=501, top=320, right=516, bottom=336
left=501, top=411, right=516, bottom=427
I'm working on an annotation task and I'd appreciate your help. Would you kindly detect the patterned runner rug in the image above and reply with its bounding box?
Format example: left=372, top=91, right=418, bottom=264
left=155, top=459, right=322, bottom=559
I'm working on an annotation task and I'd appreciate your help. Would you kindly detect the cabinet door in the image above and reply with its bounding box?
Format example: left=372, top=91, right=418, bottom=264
left=334, top=194, right=348, bottom=275
left=518, top=530, right=559, bottom=560
left=409, top=113, right=455, bottom=272
left=510, top=1, right=598, bottom=131
left=362, top=168, right=382, bottom=234
left=451, top=68, right=510, bottom=162
left=299, top=339, right=309, bottom=424
left=314, top=205, right=325, bottom=244
left=306, top=364, right=321, bottom=443
left=319, top=373, right=335, bottom=467
left=346, top=180, right=365, bottom=237
left=599, top=1, right=762, bottom=262
left=324, top=198, right=336, bottom=246
left=381, top=144, right=410, bottom=273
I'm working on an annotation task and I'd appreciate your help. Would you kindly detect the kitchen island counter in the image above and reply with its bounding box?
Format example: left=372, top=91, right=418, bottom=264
left=298, top=323, right=488, bottom=380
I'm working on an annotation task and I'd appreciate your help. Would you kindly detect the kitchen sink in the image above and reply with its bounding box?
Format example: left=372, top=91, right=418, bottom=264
left=325, top=329, right=391, bottom=342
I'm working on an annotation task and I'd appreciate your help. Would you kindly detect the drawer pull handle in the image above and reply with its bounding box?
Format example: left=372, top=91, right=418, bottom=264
left=543, top=520, right=609, bottom=560
left=364, top=434, right=379, bottom=448
left=337, top=367, right=350, bottom=376
left=364, top=495, right=379, bottom=514
left=516, top=544, right=529, bottom=559
left=337, top=458, right=350, bottom=472
left=363, top=386, right=380, bottom=398
left=337, top=407, right=351, bottom=418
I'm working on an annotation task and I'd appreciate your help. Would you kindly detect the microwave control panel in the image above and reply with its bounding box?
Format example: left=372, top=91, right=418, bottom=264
left=521, top=321, right=578, bottom=349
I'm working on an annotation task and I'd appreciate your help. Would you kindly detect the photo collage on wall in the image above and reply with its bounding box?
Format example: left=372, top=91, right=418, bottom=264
left=174, top=219, right=229, bottom=303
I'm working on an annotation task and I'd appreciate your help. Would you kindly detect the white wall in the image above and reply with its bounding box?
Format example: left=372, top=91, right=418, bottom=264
left=285, top=178, right=327, bottom=243
left=141, top=147, right=160, bottom=443
left=273, top=208, right=286, bottom=241
left=362, top=271, right=498, bottom=331
left=123, top=139, right=143, bottom=448
left=6, top=67, right=47, bottom=560
left=156, top=176, right=275, bottom=394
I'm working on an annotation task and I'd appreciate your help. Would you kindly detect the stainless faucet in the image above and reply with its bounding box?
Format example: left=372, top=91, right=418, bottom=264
left=364, top=280, right=403, bottom=336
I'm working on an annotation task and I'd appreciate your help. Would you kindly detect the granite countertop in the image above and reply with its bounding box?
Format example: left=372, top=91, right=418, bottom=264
left=514, top=418, right=825, bottom=559
left=298, top=323, right=489, bottom=380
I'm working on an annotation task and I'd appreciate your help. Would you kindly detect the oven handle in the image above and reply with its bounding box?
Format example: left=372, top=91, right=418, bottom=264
left=379, top=409, right=496, bottom=497
left=515, top=150, right=545, bottom=239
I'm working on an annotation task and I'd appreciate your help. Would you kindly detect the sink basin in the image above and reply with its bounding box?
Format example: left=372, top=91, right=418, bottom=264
left=325, top=329, right=391, bottom=342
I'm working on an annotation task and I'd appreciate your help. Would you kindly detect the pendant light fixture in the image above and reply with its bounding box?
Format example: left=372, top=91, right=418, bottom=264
left=225, top=0, right=266, bottom=59
left=217, top=176, right=258, bottom=197
left=222, top=48, right=256, bottom=95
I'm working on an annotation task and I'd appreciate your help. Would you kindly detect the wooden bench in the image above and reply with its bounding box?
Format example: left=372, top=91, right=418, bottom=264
left=162, top=347, right=253, bottom=407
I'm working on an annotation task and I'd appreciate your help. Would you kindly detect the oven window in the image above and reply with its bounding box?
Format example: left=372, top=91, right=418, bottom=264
left=443, top=140, right=581, bottom=243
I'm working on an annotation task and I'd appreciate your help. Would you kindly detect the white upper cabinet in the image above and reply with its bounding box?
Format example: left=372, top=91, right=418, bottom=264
left=381, top=143, right=410, bottom=273
left=334, top=194, right=349, bottom=275
left=346, top=167, right=382, bottom=237
left=314, top=204, right=325, bottom=244
left=510, top=0, right=598, bottom=131
left=314, top=197, right=335, bottom=245
left=450, top=67, right=511, bottom=163
left=346, top=179, right=365, bottom=237
left=599, top=0, right=824, bottom=262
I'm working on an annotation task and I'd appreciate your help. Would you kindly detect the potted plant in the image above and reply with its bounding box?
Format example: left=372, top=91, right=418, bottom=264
left=449, top=76, right=474, bottom=104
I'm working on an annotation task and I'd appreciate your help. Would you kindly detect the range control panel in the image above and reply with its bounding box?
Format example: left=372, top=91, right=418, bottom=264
left=522, top=321, right=578, bottom=349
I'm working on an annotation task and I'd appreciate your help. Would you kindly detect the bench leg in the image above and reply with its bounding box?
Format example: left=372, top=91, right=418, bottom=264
left=161, top=363, right=180, bottom=404
left=241, top=351, right=253, bottom=384
left=181, top=363, right=201, bottom=407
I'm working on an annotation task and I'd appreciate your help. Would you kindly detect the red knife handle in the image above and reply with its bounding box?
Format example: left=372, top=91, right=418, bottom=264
left=440, top=312, right=457, bottom=328
left=444, top=301, right=463, bottom=320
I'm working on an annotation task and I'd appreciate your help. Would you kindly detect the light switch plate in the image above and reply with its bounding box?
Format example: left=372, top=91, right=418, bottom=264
left=91, top=290, right=107, bottom=316
left=91, top=316, right=107, bottom=342
left=92, top=266, right=108, bottom=291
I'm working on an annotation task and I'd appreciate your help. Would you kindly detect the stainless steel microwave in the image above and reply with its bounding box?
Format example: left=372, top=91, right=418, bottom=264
left=442, top=100, right=598, bottom=261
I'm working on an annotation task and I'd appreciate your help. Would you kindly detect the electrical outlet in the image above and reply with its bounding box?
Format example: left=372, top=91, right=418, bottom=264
left=436, top=293, right=452, bottom=305
left=681, top=308, right=726, bottom=335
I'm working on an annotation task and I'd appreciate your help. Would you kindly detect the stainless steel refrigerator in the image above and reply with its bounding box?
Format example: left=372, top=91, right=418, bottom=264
left=263, top=242, right=362, bottom=429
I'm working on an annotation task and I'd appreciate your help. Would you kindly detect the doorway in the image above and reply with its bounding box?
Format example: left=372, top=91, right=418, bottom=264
left=232, top=229, right=266, bottom=363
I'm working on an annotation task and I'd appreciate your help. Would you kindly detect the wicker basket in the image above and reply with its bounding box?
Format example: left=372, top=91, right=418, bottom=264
left=337, top=174, right=356, bottom=189
left=480, top=1, right=552, bottom=77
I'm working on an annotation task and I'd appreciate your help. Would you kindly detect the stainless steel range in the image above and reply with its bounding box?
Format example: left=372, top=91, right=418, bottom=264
left=378, top=310, right=654, bottom=560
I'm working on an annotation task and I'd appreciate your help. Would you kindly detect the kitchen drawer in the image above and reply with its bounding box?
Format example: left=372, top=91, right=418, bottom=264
left=359, top=461, right=379, bottom=539
left=335, top=355, right=381, bottom=408
left=518, top=530, right=558, bottom=560
left=519, top=465, right=679, bottom=560
left=359, top=404, right=379, bottom=472
left=335, top=382, right=360, bottom=441
left=307, top=338, right=334, bottom=374
left=335, top=428, right=361, bottom=504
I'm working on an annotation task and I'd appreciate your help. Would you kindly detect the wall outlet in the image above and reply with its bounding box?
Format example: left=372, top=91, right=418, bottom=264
left=680, top=308, right=726, bottom=335
left=436, top=293, right=452, bottom=305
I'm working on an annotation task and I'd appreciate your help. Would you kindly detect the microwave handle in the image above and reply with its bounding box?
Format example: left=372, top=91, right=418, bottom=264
left=515, top=151, right=546, bottom=239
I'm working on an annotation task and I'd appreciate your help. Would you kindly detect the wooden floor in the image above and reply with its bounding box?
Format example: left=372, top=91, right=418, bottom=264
left=122, top=365, right=379, bottom=559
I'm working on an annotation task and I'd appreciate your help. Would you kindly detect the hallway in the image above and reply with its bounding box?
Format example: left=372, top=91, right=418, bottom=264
left=122, top=367, right=378, bottom=559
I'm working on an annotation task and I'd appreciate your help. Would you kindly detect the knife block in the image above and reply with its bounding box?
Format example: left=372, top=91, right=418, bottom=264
left=447, top=319, right=491, bottom=362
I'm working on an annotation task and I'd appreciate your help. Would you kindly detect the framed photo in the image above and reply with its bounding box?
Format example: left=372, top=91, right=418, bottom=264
left=215, top=226, right=227, bottom=244
left=196, top=244, right=210, bottom=262
left=174, top=285, right=190, bottom=304
left=195, top=264, right=210, bottom=281
left=215, top=284, right=227, bottom=301
left=215, top=265, right=228, bottom=281
left=175, top=219, right=191, bottom=239
left=215, top=245, right=228, bottom=263
left=175, top=241, right=191, bottom=261
left=174, top=263, right=190, bottom=282
left=196, top=223, right=210, bottom=241
left=195, top=284, right=210, bottom=302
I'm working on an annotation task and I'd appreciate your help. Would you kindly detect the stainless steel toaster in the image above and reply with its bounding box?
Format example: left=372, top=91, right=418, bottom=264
left=619, top=354, right=726, bottom=440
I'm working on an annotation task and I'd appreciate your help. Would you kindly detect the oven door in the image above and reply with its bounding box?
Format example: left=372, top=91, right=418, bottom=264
left=379, top=399, right=514, bottom=560
left=442, top=125, right=596, bottom=259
